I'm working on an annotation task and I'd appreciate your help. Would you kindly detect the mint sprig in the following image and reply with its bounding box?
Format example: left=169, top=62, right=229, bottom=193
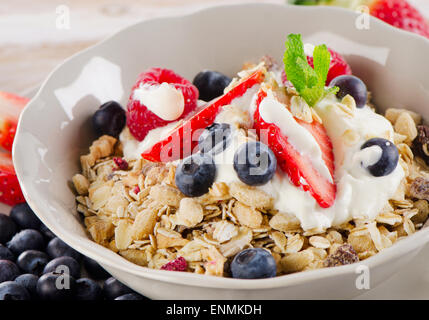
left=283, top=34, right=338, bottom=107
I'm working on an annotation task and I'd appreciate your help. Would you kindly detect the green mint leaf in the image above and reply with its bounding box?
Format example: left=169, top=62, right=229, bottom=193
left=283, top=34, right=338, bottom=107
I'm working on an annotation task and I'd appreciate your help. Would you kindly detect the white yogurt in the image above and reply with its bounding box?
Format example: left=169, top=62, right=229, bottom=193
left=133, top=82, right=184, bottom=121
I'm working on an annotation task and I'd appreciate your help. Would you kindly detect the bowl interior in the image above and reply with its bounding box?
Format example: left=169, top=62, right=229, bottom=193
left=13, top=3, right=429, bottom=290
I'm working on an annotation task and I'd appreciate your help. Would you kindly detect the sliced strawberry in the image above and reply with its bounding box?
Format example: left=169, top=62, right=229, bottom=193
left=0, top=152, right=25, bottom=206
left=141, top=69, right=265, bottom=162
left=127, top=68, right=199, bottom=141
left=0, top=92, right=28, bottom=152
left=253, top=89, right=336, bottom=208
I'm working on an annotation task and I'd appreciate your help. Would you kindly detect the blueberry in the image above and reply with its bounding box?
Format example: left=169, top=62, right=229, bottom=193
left=0, top=244, right=15, bottom=261
left=15, top=274, right=39, bottom=299
left=198, top=123, right=232, bottom=154
left=175, top=153, right=216, bottom=197
left=103, top=277, right=133, bottom=300
left=37, top=272, right=76, bottom=301
left=39, top=224, right=56, bottom=241
left=361, top=138, right=399, bottom=177
left=7, top=229, right=45, bottom=255
left=75, top=278, right=102, bottom=300
left=17, top=250, right=49, bottom=275
left=329, top=75, right=368, bottom=108
left=0, top=260, right=20, bottom=283
left=46, top=237, right=82, bottom=261
left=92, top=101, right=126, bottom=137
left=230, top=248, right=277, bottom=279
left=10, top=203, right=41, bottom=230
left=233, top=141, right=277, bottom=186
left=115, top=293, right=145, bottom=300
left=193, top=70, right=232, bottom=102
left=83, top=256, right=110, bottom=280
left=0, top=281, right=30, bottom=300
left=43, top=256, right=81, bottom=279
left=0, top=213, right=17, bottom=244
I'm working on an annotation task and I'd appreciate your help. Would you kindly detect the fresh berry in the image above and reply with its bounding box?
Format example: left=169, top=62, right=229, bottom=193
left=329, top=75, right=368, bottom=108
left=175, top=153, right=216, bottom=197
left=102, top=277, right=133, bottom=300
left=370, top=0, right=429, bottom=38
left=15, top=274, right=38, bottom=299
left=113, top=157, right=128, bottom=170
left=141, top=69, right=265, bottom=162
left=0, top=213, right=17, bottom=244
left=17, top=250, right=49, bottom=275
left=7, top=229, right=45, bottom=255
left=43, top=256, right=81, bottom=279
left=115, top=293, right=145, bottom=300
left=126, top=68, right=199, bottom=141
left=0, top=260, right=20, bottom=283
left=253, top=89, right=336, bottom=208
left=233, top=141, right=277, bottom=186
left=0, top=244, right=14, bottom=261
left=75, top=278, right=102, bottom=300
left=161, top=257, right=188, bottom=272
left=10, top=203, right=41, bottom=230
left=361, top=138, right=399, bottom=177
left=192, top=70, right=232, bottom=101
left=0, top=91, right=28, bottom=152
left=198, top=123, right=232, bottom=154
left=39, top=224, right=56, bottom=241
left=83, top=256, right=110, bottom=280
left=92, top=101, right=126, bottom=137
left=0, top=281, right=30, bottom=300
left=0, top=153, right=25, bottom=206
left=230, top=248, right=276, bottom=279
left=282, top=47, right=351, bottom=85
left=37, top=272, right=76, bottom=301
left=46, top=237, right=82, bottom=261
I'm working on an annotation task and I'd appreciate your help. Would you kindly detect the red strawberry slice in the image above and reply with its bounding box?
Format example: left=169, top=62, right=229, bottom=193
left=253, top=89, right=336, bottom=208
left=0, top=92, right=28, bottom=152
left=0, top=152, right=25, bottom=206
left=126, top=68, right=199, bottom=141
left=282, top=47, right=351, bottom=86
left=141, top=69, right=265, bottom=162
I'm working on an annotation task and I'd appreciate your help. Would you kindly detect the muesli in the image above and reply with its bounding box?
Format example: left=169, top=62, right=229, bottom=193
left=71, top=34, right=429, bottom=278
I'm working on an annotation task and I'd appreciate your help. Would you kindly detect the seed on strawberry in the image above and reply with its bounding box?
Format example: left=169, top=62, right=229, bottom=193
left=0, top=92, right=28, bottom=152
left=0, top=153, right=25, bottom=206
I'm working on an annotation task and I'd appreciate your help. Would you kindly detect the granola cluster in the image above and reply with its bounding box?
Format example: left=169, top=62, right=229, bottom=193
left=72, top=108, right=429, bottom=277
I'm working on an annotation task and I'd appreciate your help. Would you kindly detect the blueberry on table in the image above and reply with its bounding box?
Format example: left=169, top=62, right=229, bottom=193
left=15, top=274, right=39, bottom=299
left=0, top=213, right=17, bottom=244
left=198, top=123, right=232, bottom=154
left=175, top=153, right=216, bottom=197
left=83, top=256, right=110, bottom=280
left=230, top=248, right=277, bottom=279
left=92, top=101, right=126, bottom=137
left=0, top=244, right=15, bottom=261
left=17, top=250, right=49, bottom=275
left=37, top=272, right=76, bottom=301
left=115, top=293, right=145, bottom=300
left=233, top=141, right=277, bottom=186
left=103, top=277, right=134, bottom=300
left=361, top=138, right=399, bottom=177
left=46, top=237, right=82, bottom=261
left=0, top=281, right=30, bottom=300
left=192, top=70, right=232, bottom=102
left=75, top=278, right=102, bottom=301
left=7, top=229, right=45, bottom=255
left=43, top=256, right=81, bottom=279
left=329, top=75, right=368, bottom=108
left=0, top=260, right=20, bottom=283
left=10, top=203, right=41, bottom=230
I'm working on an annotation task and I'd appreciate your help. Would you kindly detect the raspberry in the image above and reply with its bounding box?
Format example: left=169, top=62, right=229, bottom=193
left=126, top=68, right=199, bottom=141
left=161, top=256, right=187, bottom=272
left=113, top=157, right=128, bottom=170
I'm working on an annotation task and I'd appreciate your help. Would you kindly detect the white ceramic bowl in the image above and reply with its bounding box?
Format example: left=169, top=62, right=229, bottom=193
left=13, top=3, right=429, bottom=299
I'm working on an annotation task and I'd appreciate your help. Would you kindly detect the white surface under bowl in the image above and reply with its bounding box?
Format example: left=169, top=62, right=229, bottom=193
left=12, top=3, right=429, bottom=299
